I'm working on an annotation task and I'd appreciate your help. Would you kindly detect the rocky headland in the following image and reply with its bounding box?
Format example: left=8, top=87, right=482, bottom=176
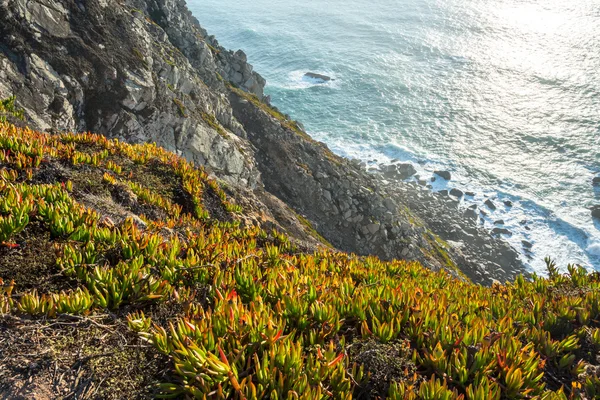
left=4, top=1, right=600, bottom=399
left=0, top=0, right=523, bottom=285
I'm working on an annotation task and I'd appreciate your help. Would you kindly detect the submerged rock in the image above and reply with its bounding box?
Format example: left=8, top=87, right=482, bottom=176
left=304, top=72, right=332, bottom=82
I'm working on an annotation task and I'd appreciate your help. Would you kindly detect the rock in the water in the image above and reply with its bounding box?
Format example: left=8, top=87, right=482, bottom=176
left=397, top=163, right=417, bottom=179
left=594, top=176, right=600, bottom=185
left=484, top=199, right=497, bottom=210
left=592, top=205, right=600, bottom=220
left=494, top=220, right=504, bottom=225
left=504, top=200, right=513, bottom=207
left=522, top=240, right=533, bottom=249
left=304, top=72, right=332, bottom=82
left=465, top=191, right=476, bottom=197
left=449, top=188, right=463, bottom=198
left=434, top=170, right=451, bottom=180
left=382, top=163, right=416, bottom=180
left=492, top=227, right=511, bottom=236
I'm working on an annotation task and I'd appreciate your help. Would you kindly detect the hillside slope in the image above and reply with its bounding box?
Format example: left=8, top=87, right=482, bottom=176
left=0, top=123, right=599, bottom=399
left=0, top=0, right=525, bottom=284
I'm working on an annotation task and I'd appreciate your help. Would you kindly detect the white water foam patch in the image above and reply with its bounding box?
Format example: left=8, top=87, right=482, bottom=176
left=588, top=238, right=600, bottom=257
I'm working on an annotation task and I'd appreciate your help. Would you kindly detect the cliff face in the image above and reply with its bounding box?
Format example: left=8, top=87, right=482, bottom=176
left=0, top=0, right=523, bottom=284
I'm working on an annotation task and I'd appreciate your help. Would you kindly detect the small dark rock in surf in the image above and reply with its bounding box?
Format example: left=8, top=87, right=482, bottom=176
left=450, top=188, right=463, bottom=198
left=492, top=227, right=511, bottom=236
left=484, top=199, right=496, bottom=210
left=434, top=170, right=451, bottom=180
left=304, top=72, right=333, bottom=82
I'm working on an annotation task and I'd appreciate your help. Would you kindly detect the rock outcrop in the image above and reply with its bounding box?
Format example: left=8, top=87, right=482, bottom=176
left=0, top=0, right=524, bottom=284
left=304, top=72, right=332, bottom=82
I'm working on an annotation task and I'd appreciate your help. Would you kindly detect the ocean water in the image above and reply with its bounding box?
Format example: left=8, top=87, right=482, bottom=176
left=188, top=0, right=600, bottom=274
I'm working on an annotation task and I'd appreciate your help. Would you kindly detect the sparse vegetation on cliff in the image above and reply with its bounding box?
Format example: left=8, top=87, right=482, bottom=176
left=1, top=122, right=600, bottom=399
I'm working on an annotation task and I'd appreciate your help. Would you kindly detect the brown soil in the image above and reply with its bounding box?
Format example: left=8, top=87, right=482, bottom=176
left=0, top=314, right=167, bottom=400
left=0, top=222, right=76, bottom=293
left=349, top=339, right=422, bottom=399
left=202, top=185, right=232, bottom=223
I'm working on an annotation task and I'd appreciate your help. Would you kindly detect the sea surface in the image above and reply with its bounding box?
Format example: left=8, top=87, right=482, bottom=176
left=188, top=0, right=600, bottom=274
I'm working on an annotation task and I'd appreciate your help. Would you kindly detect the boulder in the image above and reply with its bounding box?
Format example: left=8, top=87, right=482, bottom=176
left=465, top=191, right=476, bottom=197
left=522, top=240, right=533, bottom=249
left=396, top=163, right=417, bottom=179
left=594, top=176, right=600, bottom=185
left=449, top=188, right=463, bottom=198
left=492, top=227, right=511, bottom=236
left=304, top=72, right=332, bottom=82
left=382, top=163, right=416, bottom=180
left=434, top=170, right=451, bottom=180
left=494, top=220, right=504, bottom=225
left=464, top=208, right=477, bottom=220
left=484, top=199, right=496, bottom=210
left=504, top=200, right=513, bottom=207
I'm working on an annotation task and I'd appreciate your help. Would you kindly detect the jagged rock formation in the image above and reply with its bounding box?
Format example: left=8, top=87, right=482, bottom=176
left=0, top=0, right=524, bottom=284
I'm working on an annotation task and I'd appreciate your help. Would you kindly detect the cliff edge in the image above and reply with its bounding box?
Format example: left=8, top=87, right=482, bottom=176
left=0, top=0, right=523, bottom=284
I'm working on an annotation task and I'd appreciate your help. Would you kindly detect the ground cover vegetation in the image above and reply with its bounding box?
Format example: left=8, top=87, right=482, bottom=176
left=0, top=122, right=599, bottom=399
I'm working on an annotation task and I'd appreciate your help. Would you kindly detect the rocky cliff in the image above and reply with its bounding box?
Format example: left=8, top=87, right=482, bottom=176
left=0, top=0, right=524, bottom=284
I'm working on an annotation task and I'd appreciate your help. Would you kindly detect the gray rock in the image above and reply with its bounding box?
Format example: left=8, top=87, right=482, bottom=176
left=504, top=200, right=513, bottom=207
left=366, top=223, right=380, bottom=234
left=465, top=191, right=476, bottom=197
left=449, top=188, right=464, bottom=198
left=492, top=227, right=511, bottom=236
left=594, top=176, right=600, bottom=185
left=383, top=198, right=397, bottom=212
left=494, top=220, right=504, bottom=225
left=382, top=163, right=416, bottom=180
left=484, top=199, right=497, bottom=210
left=522, top=240, right=533, bottom=249
left=464, top=208, right=478, bottom=220
left=434, top=170, right=451, bottom=180
left=396, top=163, right=417, bottom=179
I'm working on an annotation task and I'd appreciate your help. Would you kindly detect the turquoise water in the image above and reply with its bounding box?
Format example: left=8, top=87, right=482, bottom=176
left=188, top=0, right=600, bottom=273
